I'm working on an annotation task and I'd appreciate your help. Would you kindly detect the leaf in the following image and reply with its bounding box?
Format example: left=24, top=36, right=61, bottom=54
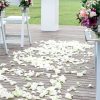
left=81, top=0, right=87, bottom=3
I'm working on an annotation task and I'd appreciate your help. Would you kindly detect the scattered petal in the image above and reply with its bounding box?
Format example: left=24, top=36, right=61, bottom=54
left=65, top=93, right=73, bottom=100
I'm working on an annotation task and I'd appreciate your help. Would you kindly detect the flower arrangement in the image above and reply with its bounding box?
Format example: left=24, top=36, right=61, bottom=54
left=19, top=0, right=32, bottom=8
left=77, top=0, right=100, bottom=32
left=0, top=0, right=9, bottom=12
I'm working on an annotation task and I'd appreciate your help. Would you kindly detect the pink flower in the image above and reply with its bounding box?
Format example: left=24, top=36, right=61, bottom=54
left=80, top=9, right=88, bottom=17
left=28, top=0, right=32, bottom=3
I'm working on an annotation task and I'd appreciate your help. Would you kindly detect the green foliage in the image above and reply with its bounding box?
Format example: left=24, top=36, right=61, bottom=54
left=81, top=0, right=87, bottom=3
left=19, top=0, right=31, bottom=7
left=95, top=1, right=100, bottom=16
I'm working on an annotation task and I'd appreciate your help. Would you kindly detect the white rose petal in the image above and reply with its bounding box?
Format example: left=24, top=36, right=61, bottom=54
left=12, top=86, right=23, bottom=97
left=65, top=93, right=73, bottom=100
left=37, top=86, right=45, bottom=93
left=67, top=86, right=76, bottom=92
left=82, top=70, right=87, bottom=75
left=46, top=73, right=51, bottom=78
left=57, top=75, right=66, bottom=83
left=39, top=90, right=48, bottom=97
left=54, top=82, right=62, bottom=89
left=35, top=72, right=43, bottom=77
left=77, top=72, right=84, bottom=77
left=88, top=84, right=94, bottom=88
left=71, top=70, right=77, bottom=74
left=9, top=80, right=17, bottom=85
left=76, top=82, right=81, bottom=87
left=0, top=63, right=6, bottom=67
left=25, top=76, right=32, bottom=81
left=28, top=70, right=35, bottom=77
left=24, top=82, right=31, bottom=88
left=30, top=82, right=38, bottom=90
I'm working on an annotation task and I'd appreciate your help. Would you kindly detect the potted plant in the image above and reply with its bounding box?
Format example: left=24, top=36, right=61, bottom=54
left=19, top=0, right=32, bottom=8
left=77, top=0, right=100, bottom=35
left=19, top=0, right=32, bottom=13
left=0, top=0, right=9, bottom=16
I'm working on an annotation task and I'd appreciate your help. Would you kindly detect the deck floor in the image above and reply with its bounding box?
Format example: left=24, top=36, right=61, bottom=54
left=0, top=25, right=95, bottom=100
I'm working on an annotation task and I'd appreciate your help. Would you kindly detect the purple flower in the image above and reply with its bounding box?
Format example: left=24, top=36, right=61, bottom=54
left=81, top=17, right=97, bottom=28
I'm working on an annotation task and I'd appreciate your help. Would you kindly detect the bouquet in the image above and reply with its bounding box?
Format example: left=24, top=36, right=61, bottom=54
left=77, top=0, right=100, bottom=32
left=0, top=0, right=9, bottom=12
left=19, top=0, right=32, bottom=8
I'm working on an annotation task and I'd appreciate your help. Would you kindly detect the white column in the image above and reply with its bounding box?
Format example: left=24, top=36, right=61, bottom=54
left=41, top=0, right=59, bottom=31
left=96, top=42, right=100, bottom=100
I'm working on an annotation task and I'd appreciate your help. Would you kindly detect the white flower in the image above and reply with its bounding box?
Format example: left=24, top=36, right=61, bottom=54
left=90, top=11, right=96, bottom=17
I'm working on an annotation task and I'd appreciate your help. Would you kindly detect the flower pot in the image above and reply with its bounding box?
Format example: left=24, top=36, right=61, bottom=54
left=97, top=16, right=100, bottom=33
left=41, top=0, right=59, bottom=31
left=97, top=16, right=100, bottom=25
left=21, top=7, right=28, bottom=13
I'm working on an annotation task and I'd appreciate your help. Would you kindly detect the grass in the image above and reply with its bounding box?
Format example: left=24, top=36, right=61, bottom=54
left=59, top=0, right=81, bottom=25
left=5, top=0, right=81, bottom=25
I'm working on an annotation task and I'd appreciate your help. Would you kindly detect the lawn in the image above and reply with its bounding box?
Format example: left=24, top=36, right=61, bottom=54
left=5, top=0, right=81, bottom=25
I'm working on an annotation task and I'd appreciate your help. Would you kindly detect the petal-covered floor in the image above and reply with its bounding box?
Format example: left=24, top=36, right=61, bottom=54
left=0, top=25, right=95, bottom=100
